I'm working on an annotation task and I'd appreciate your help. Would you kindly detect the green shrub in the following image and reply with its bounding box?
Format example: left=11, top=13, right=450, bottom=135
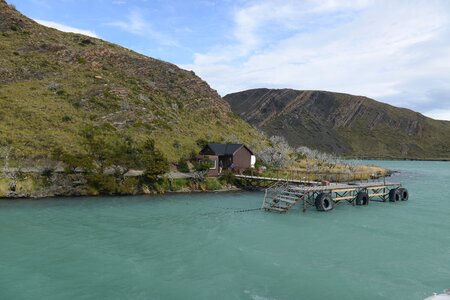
left=52, top=148, right=94, bottom=174
left=62, top=115, right=72, bottom=122
left=153, top=177, right=170, bottom=193
left=172, top=140, right=181, bottom=149
left=193, top=157, right=213, bottom=172
left=195, top=138, right=208, bottom=148
left=242, top=168, right=254, bottom=176
left=117, top=177, right=138, bottom=195
left=188, top=149, right=198, bottom=160
left=177, top=157, right=190, bottom=173
left=141, top=139, right=170, bottom=182
left=219, top=170, right=235, bottom=184
left=169, top=178, right=189, bottom=191
left=41, top=167, right=54, bottom=180
left=204, top=178, right=222, bottom=191
left=86, top=174, right=117, bottom=194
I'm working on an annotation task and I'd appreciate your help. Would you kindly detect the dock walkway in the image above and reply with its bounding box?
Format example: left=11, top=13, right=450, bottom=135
left=234, top=174, right=408, bottom=214
left=235, top=174, right=319, bottom=185
left=261, top=181, right=406, bottom=214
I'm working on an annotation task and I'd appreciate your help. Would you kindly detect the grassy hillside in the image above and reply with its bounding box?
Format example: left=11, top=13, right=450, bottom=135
left=0, top=2, right=393, bottom=198
left=225, top=89, right=450, bottom=160
left=0, top=0, right=264, bottom=164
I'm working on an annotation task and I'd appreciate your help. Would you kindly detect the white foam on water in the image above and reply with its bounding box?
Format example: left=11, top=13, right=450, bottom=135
left=424, top=295, right=450, bottom=300
left=251, top=295, right=277, bottom=300
left=424, top=289, right=450, bottom=300
left=244, top=290, right=277, bottom=300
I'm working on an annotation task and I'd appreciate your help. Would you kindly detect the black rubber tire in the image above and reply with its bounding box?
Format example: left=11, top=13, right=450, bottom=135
left=389, top=188, right=401, bottom=202
left=315, top=193, right=334, bottom=211
left=355, top=191, right=369, bottom=206
left=398, top=188, right=409, bottom=201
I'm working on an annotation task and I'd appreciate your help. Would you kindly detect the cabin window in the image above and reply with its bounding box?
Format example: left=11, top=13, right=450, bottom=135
left=210, top=159, right=217, bottom=170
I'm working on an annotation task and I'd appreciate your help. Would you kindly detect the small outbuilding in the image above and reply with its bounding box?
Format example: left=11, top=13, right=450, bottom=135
left=198, top=143, right=256, bottom=176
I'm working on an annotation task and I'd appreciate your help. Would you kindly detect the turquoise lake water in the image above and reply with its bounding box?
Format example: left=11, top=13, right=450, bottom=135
left=1, top=160, right=450, bottom=300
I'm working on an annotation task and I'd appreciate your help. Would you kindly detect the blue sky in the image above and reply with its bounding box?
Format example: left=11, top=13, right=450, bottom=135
left=9, top=0, right=450, bottom=120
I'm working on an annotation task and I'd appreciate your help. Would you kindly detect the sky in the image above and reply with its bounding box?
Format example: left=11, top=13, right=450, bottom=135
left=8, top=0, right=450, bottom=120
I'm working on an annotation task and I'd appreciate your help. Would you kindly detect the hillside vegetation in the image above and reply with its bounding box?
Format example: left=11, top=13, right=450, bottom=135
left=0, top=0, right=263, bottom=165
left=225, top=89, right=450, bottom=160
left=0, top=2, right=392, bottom=198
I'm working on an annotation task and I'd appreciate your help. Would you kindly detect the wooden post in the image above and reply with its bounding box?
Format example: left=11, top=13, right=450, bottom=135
left=262, top=189, right=268, bottom=209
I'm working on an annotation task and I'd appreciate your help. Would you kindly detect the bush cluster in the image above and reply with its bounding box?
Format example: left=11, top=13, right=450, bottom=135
left=54, top=125, right=170, bottom=194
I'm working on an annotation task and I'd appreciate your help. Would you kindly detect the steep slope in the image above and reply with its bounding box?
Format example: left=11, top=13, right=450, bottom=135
left=0, top=1, right=263, bottom=162
left=224, top=88, right=450, bottom=159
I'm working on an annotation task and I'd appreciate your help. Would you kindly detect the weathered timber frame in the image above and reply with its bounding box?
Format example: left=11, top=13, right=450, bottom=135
left=262, top=181, right=403, bottom=214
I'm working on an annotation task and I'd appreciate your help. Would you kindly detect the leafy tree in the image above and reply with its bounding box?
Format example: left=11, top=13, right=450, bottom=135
left=141, top=139, right=169, bottom=182
left=106, top=135, right=141, bottom=180
left=52, top=147, right=93, bottom=174
left=193, top=157, right=213, bottom=172
left=55, top=125, right=170, bottom=191
left=81, top=125, right=114, bottom=172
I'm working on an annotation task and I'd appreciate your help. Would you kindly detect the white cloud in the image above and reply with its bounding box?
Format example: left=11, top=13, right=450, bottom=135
left=424, top=109, right=450, bottom=121
left=106, top=11, right=178, bottom=46
left=35, top=19, right=99, bottom=38
left=309, top=0, right=374, bottom=12
left=182, top=0, right=450, bottom=120
left=107, top=11, right=146, bottom=35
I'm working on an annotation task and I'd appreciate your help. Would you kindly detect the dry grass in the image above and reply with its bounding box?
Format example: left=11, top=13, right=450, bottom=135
left=0, top=175, right=41, bottom=197
left=0, top=177, right=9, bottom=196
left=259, top=159, right=389, bottom=182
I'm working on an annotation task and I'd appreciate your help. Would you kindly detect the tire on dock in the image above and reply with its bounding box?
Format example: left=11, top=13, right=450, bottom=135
left=355, top=191, right=369, bottom=206
left=315, top=193, right=334, bottom=211
left=398, top=188, right=409, bottom=201
left=389, top=188, right=401, bottom=202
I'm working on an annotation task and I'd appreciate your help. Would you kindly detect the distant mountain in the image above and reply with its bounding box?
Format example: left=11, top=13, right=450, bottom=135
left=224, top=88, right=450, bottom=159
left=0, top=0, right=263, bottom=162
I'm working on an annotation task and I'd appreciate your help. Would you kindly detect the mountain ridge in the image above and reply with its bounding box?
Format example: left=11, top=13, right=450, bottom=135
left=0, top=1, right=264, bottom=162
left=224, top=88, right=450, bottom=159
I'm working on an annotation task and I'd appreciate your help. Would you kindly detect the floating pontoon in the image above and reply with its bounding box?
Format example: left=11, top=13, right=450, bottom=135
left=260, top=180, right=409, bottom=213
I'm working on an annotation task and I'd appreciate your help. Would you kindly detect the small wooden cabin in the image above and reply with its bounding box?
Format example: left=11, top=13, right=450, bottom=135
left=198, top=143, right=256, bottom=176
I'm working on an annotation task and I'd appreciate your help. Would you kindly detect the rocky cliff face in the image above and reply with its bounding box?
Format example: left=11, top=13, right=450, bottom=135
left=0, top=1, right=263, bottom=162
left=225, top=88, right=450, bottom=159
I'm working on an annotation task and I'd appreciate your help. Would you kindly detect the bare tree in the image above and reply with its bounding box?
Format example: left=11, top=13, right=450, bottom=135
left=257, top=136, right=294, bottom=168
left=192, top=157, right=213, bottom=189
left=296, top=146, right=339, bottom=167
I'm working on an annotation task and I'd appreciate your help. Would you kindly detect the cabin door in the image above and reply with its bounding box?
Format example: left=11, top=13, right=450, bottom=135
left=219, top=156, right=233, bottom=169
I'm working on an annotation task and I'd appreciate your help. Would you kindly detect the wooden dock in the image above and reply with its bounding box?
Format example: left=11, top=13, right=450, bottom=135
left=235, top=174, right=319, bottom=186
left=233, top=174, right=409, bottom=214
left=260, top=181, right=408, bottom=214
